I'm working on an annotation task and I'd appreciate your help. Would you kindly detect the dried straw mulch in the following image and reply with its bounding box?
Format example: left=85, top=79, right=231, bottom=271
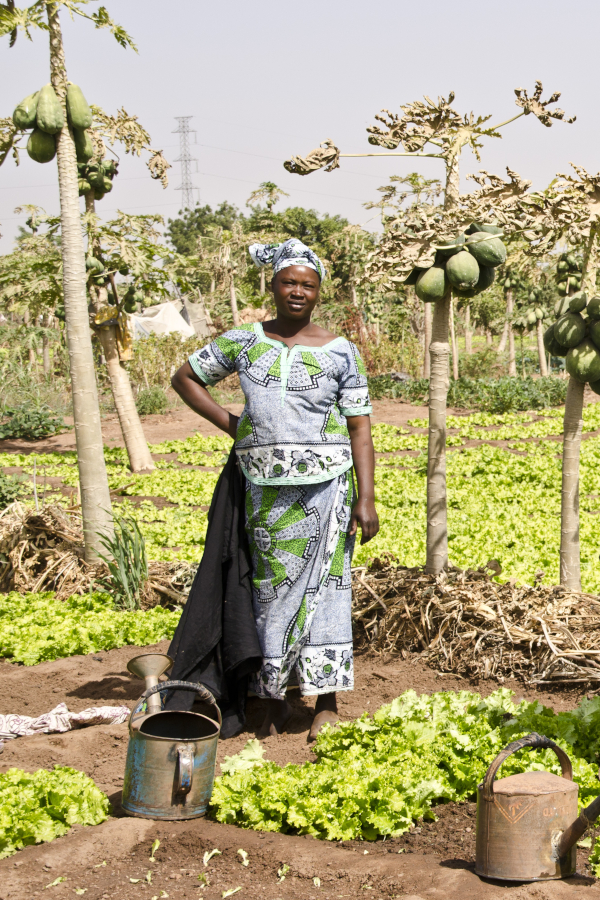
left=352, top=557, right=600, bottom=686
left=0, top=502, right=195, bottom=606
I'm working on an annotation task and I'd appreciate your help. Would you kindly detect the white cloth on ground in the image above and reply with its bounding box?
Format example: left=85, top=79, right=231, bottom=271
left=0, top=703, right=131, bottom=749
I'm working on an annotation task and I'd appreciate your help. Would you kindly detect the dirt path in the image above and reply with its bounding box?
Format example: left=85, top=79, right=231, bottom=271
left=0, top=400, right=438, bottom=455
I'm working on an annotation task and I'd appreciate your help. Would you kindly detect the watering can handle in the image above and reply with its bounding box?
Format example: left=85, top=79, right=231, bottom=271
left=176, top=747, right=194, bottom=795
left=482, top=732, right=573, bottom=802
left=129, top=680, right=223, bottom=734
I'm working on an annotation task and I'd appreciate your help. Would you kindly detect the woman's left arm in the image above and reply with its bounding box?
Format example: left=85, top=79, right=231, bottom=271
left=347, top=416, right=379, bottom=544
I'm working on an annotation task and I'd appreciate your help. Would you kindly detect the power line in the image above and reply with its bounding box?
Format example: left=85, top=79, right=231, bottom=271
left=172, top=116, right=198, bottom=210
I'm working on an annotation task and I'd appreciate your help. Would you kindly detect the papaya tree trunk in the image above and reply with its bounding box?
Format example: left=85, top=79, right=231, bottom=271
left=506, top=289, right=517, bottom=376
left=42, top=319, right=50, bottom=375
left=48, top=3, right=114, bottom=559
left=559, top=227, right=598, bottom=588
left=96, top=320, right=155, bottom=474
left=449, top=297, right=459, bottom=380
left=485, top=330, right=492, bottom=347
left=560, top=377, right=584, bottom=589
left=423, top=302, right=432, bottom=378
left=351, top=283, right=368, bottom=344
left=465, top=304, right=472, bottom=355
left=426, top=291, right=450, bottom=574
left=536, top=319, right=548, bottom=376
left=230, top=275, right=240, bottom=327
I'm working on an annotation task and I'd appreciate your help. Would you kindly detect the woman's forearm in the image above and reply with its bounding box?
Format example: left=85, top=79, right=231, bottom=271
left=347, top=415, right=375, bottom=499
left=171, top=362, right=238, bottom=439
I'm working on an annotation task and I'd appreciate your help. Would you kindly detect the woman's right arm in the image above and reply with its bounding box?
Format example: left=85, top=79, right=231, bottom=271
left=171, top=362, right=239, bottom=440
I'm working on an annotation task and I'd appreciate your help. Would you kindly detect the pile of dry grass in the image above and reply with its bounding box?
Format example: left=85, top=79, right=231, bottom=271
left=352, top=557, right=600, bottom=685
left=0, top=502, right=195, bottom=605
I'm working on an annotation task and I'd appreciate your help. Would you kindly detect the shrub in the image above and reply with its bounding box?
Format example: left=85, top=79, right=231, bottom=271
left=0, top=405, right=65, bottom=440
left=136, top=386, right=168, bottom=416
left=0, top=472, right=26, bottom=509
left=367, top=375, right=568, bottom=413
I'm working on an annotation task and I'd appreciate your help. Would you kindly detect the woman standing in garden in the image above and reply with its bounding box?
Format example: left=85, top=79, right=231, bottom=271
left=172, top=239, right=379, bottom=740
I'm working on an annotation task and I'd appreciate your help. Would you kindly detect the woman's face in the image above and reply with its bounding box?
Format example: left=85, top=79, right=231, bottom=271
left=270, top=265, right=320, bottom=320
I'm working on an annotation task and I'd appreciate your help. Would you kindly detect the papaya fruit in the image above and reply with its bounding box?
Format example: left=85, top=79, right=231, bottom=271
left=587, top=297, right=600, bottom=320
left=566, top=338, right=600, bottom=383
left=403, top=267, right=424, bottom=286
left=94, top=190, right=105, bottom=201
left=86, top=256, right=104, bottom=274
left=78, top=178, right=91, bottom=195
left=557, top=281, right=568, bottom=294
left=133, top=291, right=144, bottom=304
left=436, top=234, right=466, bottom=258
left=415, top=265, right=447, bottom=303
left=13, top=91, right=39, bottom=129
left=555, top=312, right=586, bottom=348
left=27, top=128, right=56, bottom=163
left=566, top=253, right=577, bottom=269
left=35, top=84, right=64, bottom=134
left=101, top=176, right=113, bottom=193
left=526, top=309, right=537, bottom=326
left=535, top=307, right=544, bottom=320
left=473, top=223, right=503, bottom=236
left=118, top=265, right=130, bottom=276
left=445, top=251, right=479, bottom=290
left=74, top=128, right=94, bottom=163
left=557, top=259, right=569, bottom=274
left=124, top=298, right=137, bottom=314
left=455, top=264, right=495, bottom=298
left=588, top=319, right=600, bottom=351
left=88, top=170, right=106, bottom=191
left=465, top=233, right=507, bottom=268
left=543, top=324, right=567, bottom=358
left=569, top=291, right=587, bottom=313
left=590, top=379, right=600, bottom=397
left=66, top=83, right=92, bottom=130
left=103, top=159, right=118, bottom=177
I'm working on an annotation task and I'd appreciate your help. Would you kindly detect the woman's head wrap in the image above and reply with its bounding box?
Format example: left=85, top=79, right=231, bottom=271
left=248, top=238, right=326, bottom=281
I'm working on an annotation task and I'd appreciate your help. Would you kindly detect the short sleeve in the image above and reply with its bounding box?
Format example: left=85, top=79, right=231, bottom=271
left=188, top=328, right=255, bottom=386
left=334, top=341, right=372, bottom=416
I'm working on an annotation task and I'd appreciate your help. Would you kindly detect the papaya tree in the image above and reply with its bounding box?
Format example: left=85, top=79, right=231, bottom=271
left=0, top=0, right=142, bottom=557
left=285, top=84, right=574, bottom=573
left=246, top=181, right=289, bottom=296
left=524, top=166, right=600, bottom=589
left=81, top=106, right=170, bottom=474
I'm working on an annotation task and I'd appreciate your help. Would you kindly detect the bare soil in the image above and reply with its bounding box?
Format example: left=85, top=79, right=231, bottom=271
left=1, top=644, right=599, bottom=900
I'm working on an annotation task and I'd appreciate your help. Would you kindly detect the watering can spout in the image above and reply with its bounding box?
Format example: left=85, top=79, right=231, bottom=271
left=556, top=794, right=600, bottom=859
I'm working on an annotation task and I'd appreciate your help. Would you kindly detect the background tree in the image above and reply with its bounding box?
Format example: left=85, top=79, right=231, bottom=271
left=246, top=181, right=289, bottom=295
left=285, top=84, right=574, bottom=573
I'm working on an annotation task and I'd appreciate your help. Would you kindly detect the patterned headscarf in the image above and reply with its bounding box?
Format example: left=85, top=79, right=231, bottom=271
left=248, top=238, right=326, bottom=281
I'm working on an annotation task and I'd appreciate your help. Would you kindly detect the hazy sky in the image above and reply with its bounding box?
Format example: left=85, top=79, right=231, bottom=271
left=1, top=0, right=598, bottom=247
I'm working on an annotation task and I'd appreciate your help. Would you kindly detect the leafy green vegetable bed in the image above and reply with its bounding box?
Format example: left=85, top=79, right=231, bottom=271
left=0, top=592, right=180, bottom=665
left=5, top=402, right=600, bottom=588
left=0, top=766, right=109, bottom=858
left=211, top=689, right=600, bottom=841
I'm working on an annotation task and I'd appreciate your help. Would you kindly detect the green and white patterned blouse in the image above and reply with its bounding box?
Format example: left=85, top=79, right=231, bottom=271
left=188, top=323, right=372, bottom=486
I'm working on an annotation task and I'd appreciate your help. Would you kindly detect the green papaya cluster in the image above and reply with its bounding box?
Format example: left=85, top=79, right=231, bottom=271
left=14, top=82, right=93, bottom=166
left=87, top=256, right=143, bottom=314
left=555, top=252, right=583, bottom=296
left=544, top=291, right=600, bottom=391
left=78, top=157, right=118, bottom=200
left=409, top=223, right=507, bottom=303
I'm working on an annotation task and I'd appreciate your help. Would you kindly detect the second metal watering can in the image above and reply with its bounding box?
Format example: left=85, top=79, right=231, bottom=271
left=476, top=732, right=600, bottom=882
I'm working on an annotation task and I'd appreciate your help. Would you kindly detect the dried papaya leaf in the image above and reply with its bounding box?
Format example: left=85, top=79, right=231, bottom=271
left=147, top=149, right=170, bottom=188
left=514, top=80, right=576, bottom=127
left=90, top=104, right=151, bottom=155
left=283, top=139, right=340, bottom=175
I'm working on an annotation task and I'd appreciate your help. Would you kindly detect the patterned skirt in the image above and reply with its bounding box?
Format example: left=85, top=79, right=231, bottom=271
left=245, top=471, right=356, bottom=700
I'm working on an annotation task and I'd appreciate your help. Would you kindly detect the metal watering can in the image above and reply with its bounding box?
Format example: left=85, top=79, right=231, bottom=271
left=476, top=732, right=600, bottom=882
left=121, top=653, right=222, bottom=820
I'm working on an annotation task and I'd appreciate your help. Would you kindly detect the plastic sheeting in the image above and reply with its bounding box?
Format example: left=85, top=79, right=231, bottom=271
left=130, top=301, right=196, bottom=340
